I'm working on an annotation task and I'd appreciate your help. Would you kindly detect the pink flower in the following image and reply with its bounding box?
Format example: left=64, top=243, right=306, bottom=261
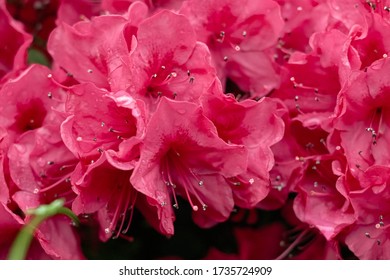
left=179, top=0, right=284, bottom=96
left=131, top=97, right=247, bottom=231
left=56, top=0, right=102, bottom=26
left=293, top=155, right=355, bottom=240
left=0, top=127, right=10, bottom=203
left=48, top=11, right=135, bottom=88
left=272, top=29, right=355, bottom=121
left=350, top=13, right=390, bottom=69
left=343, top=165, right=390, bottom=259
left=71, top=154, right=140, bottom=240
left=331, top=58, right=390, bottom=177
left=258, top=115, right=330, bottom=210
left=201, top=81, right=285, bottom=207
left=276, top=0, right=330, bottom=54
left=60, top=83, right=145, bottom=165
left=0, top=65, right=66, bottom=142
left=101, top=0, right=184, bottom=14
left=122, top=9, right=217, bottom=113
left=7, top=126, right=77, bottom=200
left=0, top=0, right=32, bottom=82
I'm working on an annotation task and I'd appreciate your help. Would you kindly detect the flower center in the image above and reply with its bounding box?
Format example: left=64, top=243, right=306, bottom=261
left=146, top=65, right=195, bottom=101
left=13, top=99, right=47, bottom=133
left=366, top=107, right=385, bottom=146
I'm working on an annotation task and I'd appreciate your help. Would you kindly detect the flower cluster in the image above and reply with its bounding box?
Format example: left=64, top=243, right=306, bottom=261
left=1, top=0, right=390, bottom=260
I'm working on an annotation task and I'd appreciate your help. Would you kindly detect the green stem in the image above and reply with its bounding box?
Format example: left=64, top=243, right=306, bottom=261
left=7, top=199, right=79, bottom=260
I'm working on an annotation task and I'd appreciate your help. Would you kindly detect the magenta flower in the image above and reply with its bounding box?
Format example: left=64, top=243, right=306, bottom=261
left=0, top=0, right=32, bottom=82
left=7, top=127, right=76, bottom=202
left=201, top=81, right=285, bottom=207
left=276, top=0, right=330, bottom=54
left=342, top=166, right=390, bottom=259
left=56, top=0, right=102, bottom=26
left=179, top=0, right=284, bottom=96
left=293, top=155, right=355, bottom=240
left=71, top=154, right=140, bottom=240
left=131, top=97, right=247, bottom=231
left=122, top=9, right=217, bottom=113
left=101, top=0, right=184, bottom=14
left=331, top=58, right=390, bottom=177
left=60, top=83, right=145, bottom=165
left=48, top=12, right=134, bottom=88
left=0, top=65, right=66, bottom=142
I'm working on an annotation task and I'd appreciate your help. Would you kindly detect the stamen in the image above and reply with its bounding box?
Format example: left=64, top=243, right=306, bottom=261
left=217, top=31, right=226, bottom=43
left=275, top=229, right=311, bottom=260
left=38, top=174, right=72, bottom=192
left=162, top=149, right=208, bottom=212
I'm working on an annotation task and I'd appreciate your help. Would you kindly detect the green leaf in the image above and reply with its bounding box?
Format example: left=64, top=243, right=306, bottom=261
left=28, top=48, right=50, bottom=67
left=7, top=199, right=79, bottom=260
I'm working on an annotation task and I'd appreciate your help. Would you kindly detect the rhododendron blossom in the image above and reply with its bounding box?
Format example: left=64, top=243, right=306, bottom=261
left=131, top=97, right=248, bottom=230
left=180, top=0, right=284, bottom=96
left=0, top=0, right=31, bottom=82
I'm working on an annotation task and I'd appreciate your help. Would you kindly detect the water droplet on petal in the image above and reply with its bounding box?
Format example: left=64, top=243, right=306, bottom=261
left=198, top=180, right=204, bottom=186
left=192, top=205, right=199, bottom=211
left=105, top=228, right=111, bottom=234
left=76, top=136, right=83, bottom=141
left=33, top=188, right=39, bottom=194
